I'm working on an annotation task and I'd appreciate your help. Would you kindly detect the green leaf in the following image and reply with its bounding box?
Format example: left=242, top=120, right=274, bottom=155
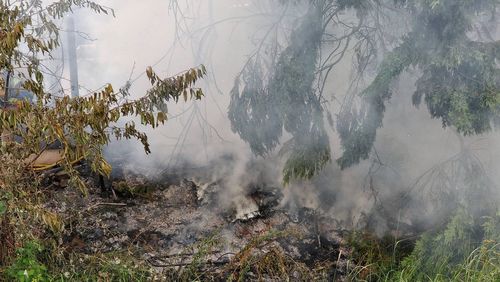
left=0, top=201, right=6, bottom=215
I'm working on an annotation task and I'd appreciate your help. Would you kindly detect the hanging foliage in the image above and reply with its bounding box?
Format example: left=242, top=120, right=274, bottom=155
left=338, top=0, right=500, bottom=168
left=229, top=1, right=330, bottom=184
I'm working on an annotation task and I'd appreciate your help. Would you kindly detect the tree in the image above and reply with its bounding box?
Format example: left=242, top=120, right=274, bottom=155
left=227, top=0, right=500, bottom=182
left=338, top=0, right=500, bottom=168
left=0, top=0, right=205, bottom=264
left=229, top=2, right=330, bottom=184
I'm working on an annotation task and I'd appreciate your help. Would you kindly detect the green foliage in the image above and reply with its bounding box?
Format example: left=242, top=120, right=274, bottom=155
left=349, top=209, right=500, bottom=281
left=232, top=0, right=500, bottom=177
left=451, top=240, right=500, bottom=282
left=348, top=148, right=500, bottom=281
left=229, top=60, right=282, bottom=156
left=282, top=135, right=331, bottom=184
left=7, top=238, right=151, bottom=281
left=399, top=209, right=478, bottom=280
left=339, top=0, right=500, bottom=168
left=391, top=209, right=500, bottom=281
left=338, top=37, right=417, bottom=168
left=229, top=2, right=331, bottom=184
left=6, top=241, right=49, bottom=282
left=0, top=200, right=5, bottom=215
left=230, top=0, right=500, bottom=179
left=347, top=231, right=415, bottom=281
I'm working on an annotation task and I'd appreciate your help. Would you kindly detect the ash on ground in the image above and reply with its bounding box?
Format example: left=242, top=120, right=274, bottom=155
left=44, top=166, right=353, bottom=281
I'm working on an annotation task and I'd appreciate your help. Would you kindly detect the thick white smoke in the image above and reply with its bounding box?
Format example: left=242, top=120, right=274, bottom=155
left=54, top=0, right=500, bottom=232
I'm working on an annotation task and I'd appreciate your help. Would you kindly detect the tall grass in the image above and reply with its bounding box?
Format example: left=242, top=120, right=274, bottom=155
left=348, top=210, right=500, bottom=282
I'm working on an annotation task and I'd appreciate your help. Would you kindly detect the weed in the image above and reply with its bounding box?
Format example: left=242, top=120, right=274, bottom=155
left=5, top=241, right=49, bottom=282
left=48, top=252, right=151, bottom=282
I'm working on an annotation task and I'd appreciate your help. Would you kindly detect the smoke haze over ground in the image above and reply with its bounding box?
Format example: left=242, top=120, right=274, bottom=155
left=4, top=1, right=500, bottom=281
left=56, top=0, right=500, bottom=233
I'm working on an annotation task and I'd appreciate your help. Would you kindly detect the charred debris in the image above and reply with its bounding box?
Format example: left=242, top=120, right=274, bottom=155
left=39, top=158, right=357, bottom=280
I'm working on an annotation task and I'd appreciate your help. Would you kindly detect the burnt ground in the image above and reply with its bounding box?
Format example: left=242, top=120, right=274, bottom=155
left=42, top=166, right=353, bottom=281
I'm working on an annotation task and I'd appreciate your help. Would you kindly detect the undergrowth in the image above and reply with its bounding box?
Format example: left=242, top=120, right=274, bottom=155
left=50, top=253, right=151, bottom=282
left=2, top=207, right=498, bottom=282
left=348, top=209, right=500, bottom=282
left=162, top=229, right=335, bottom=281
left=1, top=240, right=151, bottom=282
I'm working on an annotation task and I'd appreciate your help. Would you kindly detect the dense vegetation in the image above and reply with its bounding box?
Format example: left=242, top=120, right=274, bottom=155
left=228, top=0, right=500, bottom=281
left=0, top=0, right=205, bottom=279
left=0, top=0, right=499, bottom=281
